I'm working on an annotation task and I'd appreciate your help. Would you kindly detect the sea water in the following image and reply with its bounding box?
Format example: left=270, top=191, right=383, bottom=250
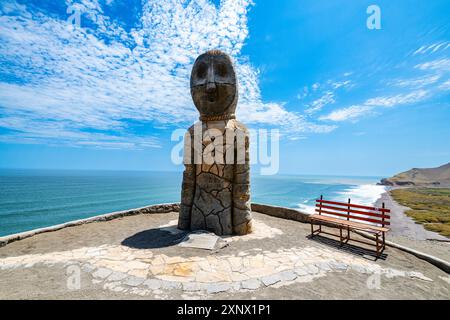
left=0, top=169, right=386, bottom=237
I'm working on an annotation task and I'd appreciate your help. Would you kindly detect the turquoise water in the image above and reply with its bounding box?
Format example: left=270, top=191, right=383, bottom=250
left=0, top=169, right=385, bottom=237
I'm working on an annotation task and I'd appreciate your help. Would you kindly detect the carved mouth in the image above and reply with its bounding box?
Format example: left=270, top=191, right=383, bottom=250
left=206, top=93, right=216, bottom=102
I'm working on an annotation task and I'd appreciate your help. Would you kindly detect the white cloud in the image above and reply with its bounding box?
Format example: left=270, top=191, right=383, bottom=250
left=391, top=75, right=440, bottom=88
left=415, top=58, right=450, bottom=72
left=319, top=105, right=372, bottom=122
left=413, top=42, right=450, bottom=56
left=364, top=90, right=428, bottom=107
left=320, top=90, right=428, bottom=122
left=0, top=0, right=331, bottom=148
left=296, top=86, right=309, bottom=100
left=330, top=80, right=351, bottom=89
left=439, top=79, right=450, bottom=91
left=302, top=78, right=352, bottom=114
left=0, top=113, right=161, bottom=149
left=305, top=91, right=335, bottom=114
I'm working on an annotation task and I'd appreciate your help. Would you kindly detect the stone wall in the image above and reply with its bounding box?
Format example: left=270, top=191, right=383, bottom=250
left=250, top=203, right=310, bottom=223
left=0, top=203, right=180, bottom=247
left=0, top=202, right=312, bottom=247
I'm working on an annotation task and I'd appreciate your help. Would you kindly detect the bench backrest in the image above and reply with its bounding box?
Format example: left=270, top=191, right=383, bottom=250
left=315, top=195, right=390, bottom=227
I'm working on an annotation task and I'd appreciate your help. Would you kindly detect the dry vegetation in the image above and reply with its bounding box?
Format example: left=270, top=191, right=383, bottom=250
left=390, top=188, right=450, bottom=238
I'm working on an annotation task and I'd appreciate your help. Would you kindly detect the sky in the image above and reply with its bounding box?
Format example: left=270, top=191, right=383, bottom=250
left=0, top=0, right=449, bottom=176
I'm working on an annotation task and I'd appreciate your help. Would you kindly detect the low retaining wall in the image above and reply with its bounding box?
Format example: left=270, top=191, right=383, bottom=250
left=250, top=203, right=310, bottom=223
left=0, top=203, right=180, bottom=247
left=0, top=202, right=391, bottom=247
left=0, top=202, right=309, bottom=247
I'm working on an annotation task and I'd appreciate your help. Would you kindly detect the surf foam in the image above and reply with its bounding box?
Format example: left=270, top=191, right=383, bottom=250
left=296, top=184, right=386, bottom=214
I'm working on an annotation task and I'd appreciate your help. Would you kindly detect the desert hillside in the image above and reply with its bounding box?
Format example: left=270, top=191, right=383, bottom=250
left=379, top=162, right=450, bottom=187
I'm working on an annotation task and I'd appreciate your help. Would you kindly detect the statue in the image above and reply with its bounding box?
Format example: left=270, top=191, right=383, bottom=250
left=178, top=50, right=253, bottom=235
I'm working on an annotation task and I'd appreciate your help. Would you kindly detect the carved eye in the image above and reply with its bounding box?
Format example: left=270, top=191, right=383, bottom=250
left=196, top=63, right=207, bottom=78
left=216, top=63, right=228, bottom=77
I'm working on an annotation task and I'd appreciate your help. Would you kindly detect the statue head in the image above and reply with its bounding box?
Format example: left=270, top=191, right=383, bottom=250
left=190, top=50, right=237, bottom=121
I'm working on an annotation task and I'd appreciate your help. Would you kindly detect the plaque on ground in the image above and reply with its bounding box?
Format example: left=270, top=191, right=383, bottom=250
left=178, top=231, right=219, bottom=250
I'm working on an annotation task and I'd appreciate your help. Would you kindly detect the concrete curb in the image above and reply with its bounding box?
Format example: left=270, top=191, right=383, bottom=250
left=0, top=203, right=180, bottom=248
left=354, top=230, right=450, bottom=274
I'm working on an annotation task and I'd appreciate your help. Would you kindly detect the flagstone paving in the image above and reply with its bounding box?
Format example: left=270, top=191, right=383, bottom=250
left=0, top=212, right=448, bottom=299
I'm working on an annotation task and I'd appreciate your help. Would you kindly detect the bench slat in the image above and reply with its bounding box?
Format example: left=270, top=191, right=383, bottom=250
left=314, top=208, right=390, bottom=226
left=316, top=199, right=390, bottom=213
left=315, top=203, right=390, bottom=219
left=310, top=214, right=390, bottom=232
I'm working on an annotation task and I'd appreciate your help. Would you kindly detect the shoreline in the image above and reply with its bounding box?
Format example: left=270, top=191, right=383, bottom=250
left=374, top=189, right=448, bottom=241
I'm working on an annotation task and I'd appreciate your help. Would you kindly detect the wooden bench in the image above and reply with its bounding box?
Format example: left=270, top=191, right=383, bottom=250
left=310, top=195, right=390, bottom=257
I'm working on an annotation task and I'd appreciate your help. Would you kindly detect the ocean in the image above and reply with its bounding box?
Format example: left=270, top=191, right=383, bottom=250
left=0, top=169, right=386, bottom=237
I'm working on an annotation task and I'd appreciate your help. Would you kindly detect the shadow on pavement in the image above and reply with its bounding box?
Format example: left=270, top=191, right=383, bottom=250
left=308, top=234, right=387, bottom=261
left=121, top=227, right=187, bottom=249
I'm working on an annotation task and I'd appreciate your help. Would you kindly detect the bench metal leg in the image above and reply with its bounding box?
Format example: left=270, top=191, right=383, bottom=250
left=310, top=220, right=318, bottom=237
left=375, top=233, right=380, bottom=257
left=341, top=226, right=350, bottom=244
left=310, top=220, right=322, bottom=238
left=310, top=219, right=387, bottom=259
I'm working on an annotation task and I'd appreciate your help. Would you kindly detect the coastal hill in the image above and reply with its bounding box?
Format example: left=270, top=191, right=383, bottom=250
left=379, top=162, right=450, bottom=187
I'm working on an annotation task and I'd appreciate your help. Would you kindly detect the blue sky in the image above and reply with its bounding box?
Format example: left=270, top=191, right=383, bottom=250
left=0, top=0, right=449, bottom=176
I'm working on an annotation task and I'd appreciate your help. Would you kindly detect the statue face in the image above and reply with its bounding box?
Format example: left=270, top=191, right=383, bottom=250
left=190, top=52, right=237, bottom=118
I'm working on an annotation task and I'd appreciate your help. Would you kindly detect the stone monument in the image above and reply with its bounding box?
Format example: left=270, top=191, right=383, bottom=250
left=178, top=50, right=253, bottom=235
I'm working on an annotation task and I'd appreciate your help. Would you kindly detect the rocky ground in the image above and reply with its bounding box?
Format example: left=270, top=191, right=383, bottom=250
left=375, top=190, right=443, bottom=240
left=0, top=211, right=449, bottom=299
left=375, top=191, right=450, bottom=262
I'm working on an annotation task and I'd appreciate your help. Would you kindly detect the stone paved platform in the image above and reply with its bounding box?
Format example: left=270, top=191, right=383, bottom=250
left=0, top=212, right=449, bottom=299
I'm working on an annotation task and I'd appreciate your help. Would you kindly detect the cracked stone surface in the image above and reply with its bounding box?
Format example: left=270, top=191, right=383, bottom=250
left=179, top=120, right=252, bottom=236
left=0, top=212, right=449, bottom=299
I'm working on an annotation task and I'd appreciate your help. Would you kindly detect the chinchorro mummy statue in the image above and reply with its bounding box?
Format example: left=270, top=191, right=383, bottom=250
left=178, top=49, right=253, bottom=236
